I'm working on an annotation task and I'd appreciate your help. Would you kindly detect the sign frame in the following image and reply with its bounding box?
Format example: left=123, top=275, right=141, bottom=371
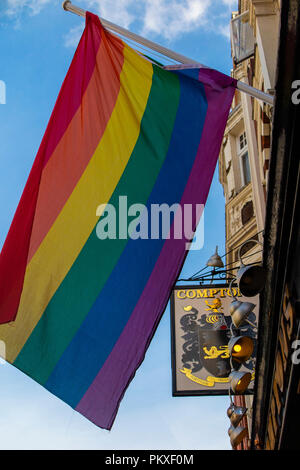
left=170, top=283, right=257, bottom=397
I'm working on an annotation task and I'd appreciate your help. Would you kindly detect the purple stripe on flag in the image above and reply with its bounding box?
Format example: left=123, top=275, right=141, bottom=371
left=75, top=69, right=236, bottom=430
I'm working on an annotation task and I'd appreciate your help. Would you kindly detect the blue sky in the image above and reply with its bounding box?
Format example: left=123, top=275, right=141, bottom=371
left=0, top=0, right=237, bottom=450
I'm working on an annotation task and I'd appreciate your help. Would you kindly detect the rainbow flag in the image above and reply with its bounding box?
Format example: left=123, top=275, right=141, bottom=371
left=0, top=12, right=235, bottom=429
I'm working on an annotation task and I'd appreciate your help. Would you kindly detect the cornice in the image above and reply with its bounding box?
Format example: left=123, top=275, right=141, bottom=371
left=226, top=182, right=254, bottom=209
left=252, top=0, right=278, bottom=16
left=225, top=104, right=243, bottom=134
left=226, top=218, right=258, bottom=247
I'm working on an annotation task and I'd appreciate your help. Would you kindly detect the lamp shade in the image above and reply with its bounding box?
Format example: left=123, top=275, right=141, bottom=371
left=229, top=405, right=247, bottom=427
left=229, top=370, right=252, bottom=393
left=227, top=404, right=234, bottom=418
left=236, top=264, right=266, bottom=297
left=230, top=425, right=248, bottom=448
left=230, top=300, right=256, bottom=328
left=228, top=335, right=254, bottom=363
left=206, top=246, right=224, bottom=268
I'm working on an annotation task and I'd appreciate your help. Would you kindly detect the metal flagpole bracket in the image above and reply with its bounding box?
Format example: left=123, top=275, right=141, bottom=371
left=62, top=1, right=275, bottom=107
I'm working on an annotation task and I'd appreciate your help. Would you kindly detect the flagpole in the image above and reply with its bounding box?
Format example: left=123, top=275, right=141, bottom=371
left=62, top=1, right=275, bottom=107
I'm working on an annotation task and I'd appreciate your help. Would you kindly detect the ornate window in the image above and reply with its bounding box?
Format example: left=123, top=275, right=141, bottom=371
left=230, top=11, right=255, bottom=65
left=239, top=131, right=247, bottom=151
left=241, top=200, right=254, bottom=225
left=241, top=151, right=251, bottom=186
left=237, top=131, right=251, bottom=187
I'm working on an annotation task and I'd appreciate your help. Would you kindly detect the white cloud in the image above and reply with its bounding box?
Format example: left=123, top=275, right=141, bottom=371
left=218, top=23, right=231, bottom=39
left=4, top=0, right=237, bottom=42
left=63, top=23, right=85, bottom=48
left=5, top=0, right=52, bottom=17
left=222, top=0, right=237, bottom=6
left=84, top=0, right=136, bottom=29
left=142, top=0, right=211, bottom=40
left=84, top=0, right=237, bottom=40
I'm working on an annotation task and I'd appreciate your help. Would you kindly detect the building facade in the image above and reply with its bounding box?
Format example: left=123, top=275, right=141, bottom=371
left=219, top=0, right=281, bottom=266
left=250, top=0, right=300, bottom=450
left=219, top=0, right=286, bottom=450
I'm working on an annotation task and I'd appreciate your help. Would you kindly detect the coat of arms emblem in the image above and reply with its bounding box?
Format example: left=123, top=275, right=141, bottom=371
left=178, top=296, right=256, bottom=390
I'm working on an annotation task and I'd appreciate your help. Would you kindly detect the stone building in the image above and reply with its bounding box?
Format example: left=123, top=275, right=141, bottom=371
left=219, top=0, right=281, bottom=266
left=219, top=0, right=283, bottom=450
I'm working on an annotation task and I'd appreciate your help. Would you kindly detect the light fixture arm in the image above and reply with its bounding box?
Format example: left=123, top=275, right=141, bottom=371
left=238, top=239, right=263, bottom=267
left=229, top=387, right=233, bottom=405
left=229, top=278, right=258, bottom=329
left=244, top=318, right=257, bottom=330
left=229, top=278, right=238, bottom=301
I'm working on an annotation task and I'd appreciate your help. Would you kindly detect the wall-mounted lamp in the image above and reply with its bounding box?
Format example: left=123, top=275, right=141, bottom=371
left=230, top=299, right=256, bottom=328
left=227, top=403, right=247, bottom=427
left=229, top=425, right=248, bottom=448
left=227, top=396, right=248, bottom=449
left=222, top=237, right=266, bottom=449
left=228, top=279, right=257, bottom=329
left=228, top=335, right=254, bottom=363
left=206, top=245, right=224, bottom=268
left=236, top=239, right=266, bottom=297
left=229, top=370, right=252, bottom=394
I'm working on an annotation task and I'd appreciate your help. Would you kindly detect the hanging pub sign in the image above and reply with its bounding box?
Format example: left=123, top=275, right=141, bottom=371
left=170, top=284, right=259, bottom=396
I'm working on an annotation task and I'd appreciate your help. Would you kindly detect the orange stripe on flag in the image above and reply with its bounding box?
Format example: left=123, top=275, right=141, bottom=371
left=27, top=30, right=125, bottom=263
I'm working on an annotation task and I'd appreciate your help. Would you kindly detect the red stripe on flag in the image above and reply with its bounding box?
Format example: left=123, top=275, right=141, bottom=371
left=0, top=13, right=101, bottom=324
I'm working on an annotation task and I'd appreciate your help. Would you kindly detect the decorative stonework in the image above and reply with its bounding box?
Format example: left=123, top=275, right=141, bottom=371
left=252, top=0, right=279, bottom=16
left=226, top=183, right=255, bottom=239
left=228, top=198, right=254, bottom=237
left=228, top=203, right=243, bottom=237
left=241, top=200, right=254, bottom=225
